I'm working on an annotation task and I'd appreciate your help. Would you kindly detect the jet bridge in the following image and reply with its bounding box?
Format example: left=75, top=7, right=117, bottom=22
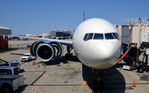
left=125, top=19, right=149, bottom=72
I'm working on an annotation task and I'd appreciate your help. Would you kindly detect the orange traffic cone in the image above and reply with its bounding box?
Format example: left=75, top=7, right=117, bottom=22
left=133, top=81, right=136, bottom=87
left=37, top=64, right=40, bottom=68
left=82, top=81, right=88, bottom=87
left=132, top=61, right=135, bottom=67
left=32, top=61, right=36, bottom=65
left=44, top=64, right=46, bottom=68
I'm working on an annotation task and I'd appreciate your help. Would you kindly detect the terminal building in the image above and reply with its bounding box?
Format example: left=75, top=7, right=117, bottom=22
left=0, top=26, right=11, bottom=50
left=0, top=26, right=11, bottom=36
left=51, top=30, right=73, bottom=39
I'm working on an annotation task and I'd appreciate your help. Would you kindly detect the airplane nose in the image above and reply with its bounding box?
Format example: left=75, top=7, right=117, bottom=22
left=101, top=42, right=118, bottom=58
left=92, top=41, right=121, bottom=69
left=78, top=41, right=121, bottom=69
left=96, top=41, right=119, bottom=59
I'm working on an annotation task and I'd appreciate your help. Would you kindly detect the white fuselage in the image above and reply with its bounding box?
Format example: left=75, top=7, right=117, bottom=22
left=73, top=18, right=121, bottom=69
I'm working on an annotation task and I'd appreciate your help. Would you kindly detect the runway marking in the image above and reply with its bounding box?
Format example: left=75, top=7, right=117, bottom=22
left=30, top=74, right=48, bottom=93
left=30, top=71, right=46, bottom=85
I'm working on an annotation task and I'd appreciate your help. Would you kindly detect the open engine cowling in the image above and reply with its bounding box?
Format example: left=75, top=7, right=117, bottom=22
left=30, top=41, right=63, bottom=62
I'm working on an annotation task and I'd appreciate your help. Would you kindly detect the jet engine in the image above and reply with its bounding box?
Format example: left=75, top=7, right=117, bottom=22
left=36, top=43, right=55, bottom=62
left=30, top=41, right=63, bottom=62
left=30, top=41, right=43, bottom=56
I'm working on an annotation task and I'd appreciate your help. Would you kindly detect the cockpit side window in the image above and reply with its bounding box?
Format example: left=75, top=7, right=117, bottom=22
left=83, top=33, right=89, bottom=41
left=93, top=33, right=103, bottom=39
left=83, top=33, right=94, bottom=41
left=105, top=33, right=114, bottom=39
left=87, top=33, right=93, bottom=40
left=112, top=33, right=119, bottom=40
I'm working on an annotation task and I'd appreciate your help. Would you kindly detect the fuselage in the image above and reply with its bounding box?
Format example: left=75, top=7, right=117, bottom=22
left=73, top=18, right=121, bottom=69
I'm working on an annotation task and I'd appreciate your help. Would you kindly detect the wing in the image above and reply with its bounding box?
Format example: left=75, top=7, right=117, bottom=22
left=26, top=37, right=73, bottom=62
left=11, top=36, right=73, bottom=62
left=22, top=36, right=73, bottom=45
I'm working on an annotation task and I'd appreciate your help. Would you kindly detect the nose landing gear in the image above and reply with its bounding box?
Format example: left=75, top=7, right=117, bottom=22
left=82, top=64, right=104, bottom=93
left=91, top=69, right=104, bottom=93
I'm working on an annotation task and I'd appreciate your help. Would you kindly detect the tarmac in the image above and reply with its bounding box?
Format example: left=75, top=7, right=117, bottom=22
left=0, top=40, right=149, bottom=93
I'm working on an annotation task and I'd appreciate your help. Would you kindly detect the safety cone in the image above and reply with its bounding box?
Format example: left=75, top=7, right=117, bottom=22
left=82, top=81, right=88, bottom=87
left=44, top=64, right=46, bottom=68
left=132, top=61, right=135, bottom=67
left=37, top=64, right=40, bottom=68
left=133, top=81, right=136, bottom=87
left=32, top=61, right=36, bottom=65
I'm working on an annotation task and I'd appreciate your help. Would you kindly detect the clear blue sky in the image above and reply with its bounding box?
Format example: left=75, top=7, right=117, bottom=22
left=0, top=0, right=148, bottom=35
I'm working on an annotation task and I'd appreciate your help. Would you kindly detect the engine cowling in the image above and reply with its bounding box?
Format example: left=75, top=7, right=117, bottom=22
left=36, top=43, right=55, bottom=62
left=30, top=41, right=43, bottom=56
left=50, top=42, right=63, bottom=56
left=30, top=41, right=64, bottom=62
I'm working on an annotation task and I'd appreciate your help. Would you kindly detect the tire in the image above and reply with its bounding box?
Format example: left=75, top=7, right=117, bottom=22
left=137, top=66, right=144, bottom=73
left=0, top=84, right=13, bottom=93
left=65, top=53, right=73, bottom=60
left=139, top=66, right=144, bottom=73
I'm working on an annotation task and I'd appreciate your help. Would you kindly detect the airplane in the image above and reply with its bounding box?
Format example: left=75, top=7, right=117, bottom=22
left=27, top=18, right=121, bottom=92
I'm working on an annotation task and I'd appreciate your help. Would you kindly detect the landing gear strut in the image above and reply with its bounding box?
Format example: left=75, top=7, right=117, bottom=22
left=65, top=46, right=73, bottom=60
left=82, top=65, right=104, bottom=93
left=92, top=69, right=104, bottom=93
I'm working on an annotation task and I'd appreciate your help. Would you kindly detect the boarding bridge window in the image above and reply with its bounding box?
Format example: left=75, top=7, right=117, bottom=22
left=112, top=33, right=119, bottom=40
left=105, top=33, right=114, bottom=39
left=93, top=33, right=104, bottom=40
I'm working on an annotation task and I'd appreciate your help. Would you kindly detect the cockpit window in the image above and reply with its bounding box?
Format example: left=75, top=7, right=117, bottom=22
left=87, top=33, right=93, bottom=40
left=112, top=33, right=119, bottom=39
left=83, top=33, right=89, bottom=41
left=93, top=33, right=103, bottom=39
left=105, top=33, right=119, bottom=40
left=83, top=33, right=94, bottom=41
left=84, top=32, right=119, bottom=41
left=105, top=33, right=114, bottom=39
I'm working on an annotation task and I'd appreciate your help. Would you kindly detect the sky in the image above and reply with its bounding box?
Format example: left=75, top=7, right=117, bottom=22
left=0, top=0, right=149, bottom=35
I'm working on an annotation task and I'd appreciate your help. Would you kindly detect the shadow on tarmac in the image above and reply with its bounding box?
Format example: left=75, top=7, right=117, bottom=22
left=39, top=55, right=80, bottom=66
left=0, top=48, right=19, bottom=53
left=10, top=53, right=24, bottom=56
left=15, top=85, right=28, bottom=93
left=82, top=64, right=126, bottom=93
left=145, top=65, right=149, bottom=72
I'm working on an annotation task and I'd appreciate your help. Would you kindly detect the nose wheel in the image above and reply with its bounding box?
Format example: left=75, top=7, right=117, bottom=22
left=82, top=64, right=104, bottom=93
left=91, top=69, right=104, bottom=93
left=92, top=79, right=104, bottom=93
